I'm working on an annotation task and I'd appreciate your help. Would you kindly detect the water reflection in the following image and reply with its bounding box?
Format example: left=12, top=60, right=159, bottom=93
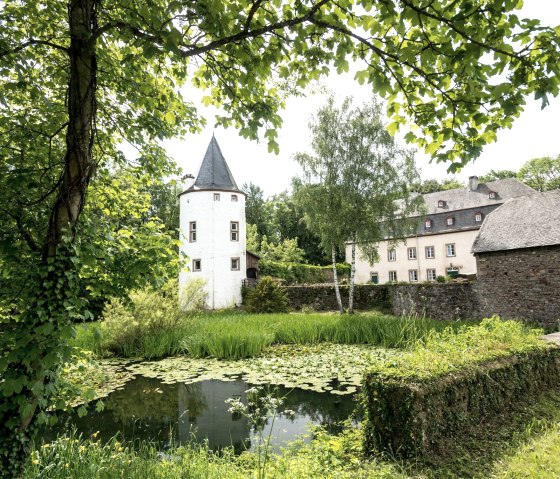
left=42, top=376, right=358, bottom=453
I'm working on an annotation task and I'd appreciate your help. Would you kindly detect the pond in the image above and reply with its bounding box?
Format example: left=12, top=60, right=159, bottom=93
left=42, top=375, right=359, bottom=454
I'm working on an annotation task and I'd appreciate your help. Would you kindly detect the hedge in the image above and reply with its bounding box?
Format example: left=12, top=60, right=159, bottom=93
left=361, top=318, right=560, bottom=457
left=259, top=260, right=350, bottom=284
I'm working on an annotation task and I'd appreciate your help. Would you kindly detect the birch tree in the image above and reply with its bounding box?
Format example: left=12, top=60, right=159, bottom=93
left=293, top=97, right=422, bottom=313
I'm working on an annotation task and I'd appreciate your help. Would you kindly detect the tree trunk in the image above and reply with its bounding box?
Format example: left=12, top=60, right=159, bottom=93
left=348, top=234, right=356, bottom=314
left=1, top=2, right=98, bottom=477
left=331, top=246, right=344, bottom=314
left=43, top=0, right=97, bottom=260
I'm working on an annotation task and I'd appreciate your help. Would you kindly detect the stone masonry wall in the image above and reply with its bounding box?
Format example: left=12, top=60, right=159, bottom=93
left=389, top=283, right=481, bottom=320
left=476, top=245, right=560, bottom=329
left=286, top=284, right=391, bottom=311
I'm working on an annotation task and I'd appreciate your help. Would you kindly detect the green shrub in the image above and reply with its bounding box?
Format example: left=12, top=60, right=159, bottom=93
left=436, top=275, right=446, bottom=283
left=97, top=282, right=189, bottom=358
left=179, top=278, right=208, bottom=312
left=245, top=277, right=289, bottom=313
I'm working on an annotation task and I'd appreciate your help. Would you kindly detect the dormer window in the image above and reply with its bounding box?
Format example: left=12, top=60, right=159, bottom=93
left=438, top=200, right=447, bottom=208
left=446, top=216, right=454, bottom=226
left=475, top=212, right=483, bottom=222
left=425, top=219, right=433, bottom=229
left=488, top=191, right=496, bottom=199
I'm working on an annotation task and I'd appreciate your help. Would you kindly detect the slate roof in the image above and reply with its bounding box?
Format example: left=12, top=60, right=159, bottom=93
left=421, top=178, right=534, bottom=215
left=472, top=189, right=560, bottom=253
left=183, top=136, right=243, bottom=194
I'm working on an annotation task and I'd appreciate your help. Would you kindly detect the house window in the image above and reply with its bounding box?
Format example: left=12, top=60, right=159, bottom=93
left=475, top=212, right=482, bottom=222
left=425, top=219, right=432, bottom=229
left=446, top=216, right=454, bottom=226
left=388, top=249, right=396, bottom=261
left=230, top=221, right=239, bottom=241
left=231, top=194, right=238, bottom=202
left=425, top=246, right=435, bottom=259
left=189, top=221, right=197, bottom=242
left=438, top=200, right=447, bottom=208
left=408, top=247, right=417, bottom=260
left=389, top=271, right=397, bottom=282
left=409, top=270, right=419, bottom=282
left=446, top=243, right=456, bottom=257
left=488, top=191, right=496, bottom=199
left=370, top=272, right=379, bottom=284
left=231, top=257, right=240, bottom=271
left=192, top=259, right=201, bottom=272
left=427, top=269, right=437, bottom=282
left=214, top=193, right=220, bottom=201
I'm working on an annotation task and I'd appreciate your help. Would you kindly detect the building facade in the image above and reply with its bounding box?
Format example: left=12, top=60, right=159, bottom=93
left=347, top=177, right=535, bottom=284
left=473, top=190, right=560, bottom=328
left=179, top=136, right=247, bottom=309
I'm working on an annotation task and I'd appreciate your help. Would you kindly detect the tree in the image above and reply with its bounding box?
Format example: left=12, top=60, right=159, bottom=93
left=414, top=177, right=464, bottom=193
left=478, top=169, right=518, bottom=183
left=293, top=97, right=422, bottom=313
left=517, top=155, right=560, bottom=192
left=1, top=0, right=559, bottom=473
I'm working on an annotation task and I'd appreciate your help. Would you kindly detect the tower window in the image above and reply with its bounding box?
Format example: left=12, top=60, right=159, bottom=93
left=189, top=221, right=197, bottom=242
left=192, top=259, right=201, bottom=272
left=231, top=257, right=240, bottom=271
left=231, top=194, right=238, bottom=202
left=214, top=193, right=221, bottom=201
left=230, top=221, right=239, bottom=241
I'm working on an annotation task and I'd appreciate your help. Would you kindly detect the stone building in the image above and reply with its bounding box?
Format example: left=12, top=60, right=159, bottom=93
left=472, top=190, right=560, bottom=328
left=348, top=177, right=534, bottom=284
left=178, top=136, right=248, bottom=309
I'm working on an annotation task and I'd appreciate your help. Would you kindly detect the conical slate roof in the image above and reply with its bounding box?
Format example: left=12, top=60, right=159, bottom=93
left=193, top=136, right=241, bottom=191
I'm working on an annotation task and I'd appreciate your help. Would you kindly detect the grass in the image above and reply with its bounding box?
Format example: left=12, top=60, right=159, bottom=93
left=73, top=309, right=471, bottom=360
left=25, top=390, right=560, bottom=479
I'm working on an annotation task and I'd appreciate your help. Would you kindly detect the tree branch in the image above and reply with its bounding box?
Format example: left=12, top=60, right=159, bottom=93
left=0, top=39, right=68, bottom=58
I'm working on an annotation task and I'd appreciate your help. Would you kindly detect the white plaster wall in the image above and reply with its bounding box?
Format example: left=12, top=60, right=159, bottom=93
left=347, top=229, right=480, bottom=284
left=179, top=190, right=246, bottom=309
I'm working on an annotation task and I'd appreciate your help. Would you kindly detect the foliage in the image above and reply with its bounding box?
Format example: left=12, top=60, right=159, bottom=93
left=3, top=0, right=560, bottom=473
left=363, top=318, right=555, bottom=458
left=293, top=96, right=423, bottom=312
left=517, top=154, right=560, bottom=192
left=258, top=236, right=306, bottom=263
left=179, top=278, right=208, bottom=312
left=413, top=177, right=464, bottom=193
left=245, top=277, right=290, bottom=314
left=478, top=169, right=518, bottom=183
left=367, top=317, right=544, bottom=380
left=259, top=260, right=350, bottom=284
left=95, top=282, right=190, bottom=359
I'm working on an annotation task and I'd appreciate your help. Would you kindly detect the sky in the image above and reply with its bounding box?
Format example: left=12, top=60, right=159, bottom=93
left=164, top=1, right=560, bottom=196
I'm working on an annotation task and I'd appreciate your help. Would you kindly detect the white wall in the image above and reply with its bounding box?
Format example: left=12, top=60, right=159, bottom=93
left=347, top=229, right=480, bottom=284
left=179, top=190, right=246, bottom=309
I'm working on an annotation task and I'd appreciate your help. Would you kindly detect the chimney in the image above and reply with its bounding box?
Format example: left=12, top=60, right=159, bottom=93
left=468, top=175, right=479, bottom=191
left=182, top=173, right=195, bottom=191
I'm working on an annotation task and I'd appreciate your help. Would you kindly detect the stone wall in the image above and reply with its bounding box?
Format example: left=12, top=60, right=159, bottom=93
left=389, top=282, right=481, bottom=320
left=476, top=245, right=560, bottom=329
left=286, top=284, right=391, bottom=311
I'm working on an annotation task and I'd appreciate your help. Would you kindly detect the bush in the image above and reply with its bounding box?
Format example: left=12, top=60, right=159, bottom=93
left=435, top=275, right=446, bottom=283
left=244, top=277, right=289, bottom=313
left=179, top=278, right=208, bottom=312
left=98, top=281, right=190, bottom=358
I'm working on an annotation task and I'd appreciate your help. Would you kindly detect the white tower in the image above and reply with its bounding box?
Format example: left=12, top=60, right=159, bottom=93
left=179, top=136, right=247, bottom=309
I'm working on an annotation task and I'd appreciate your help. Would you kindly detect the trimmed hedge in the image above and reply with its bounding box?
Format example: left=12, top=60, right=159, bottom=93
left=362, top=319, right=560, bottom=457
left=259, top=260, right=350, bottom=284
